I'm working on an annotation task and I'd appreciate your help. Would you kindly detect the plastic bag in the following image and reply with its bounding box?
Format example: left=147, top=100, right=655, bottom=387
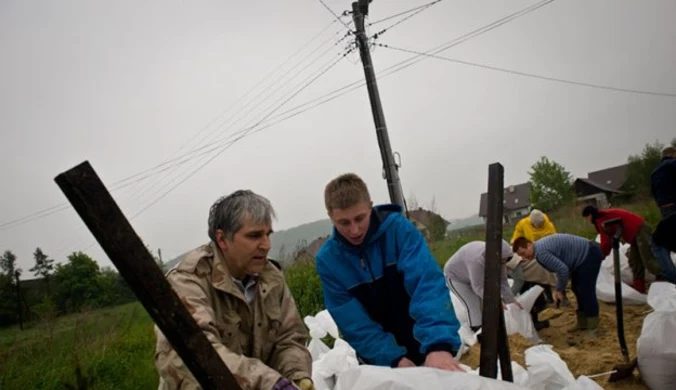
left=595, top=267, right=647, bottom=305
left=637, top=282, right=676, bottom=390
left=304, top=311, right=336, bottom=361
left=335, top=365, right=529, bottom=390
left=594, top=234, right=656, bottom=284
left=504, top=285, right=544, bottom=344
left=524, top=345, right=576, bottom=390
left=313, top=338, right=359, bottom=389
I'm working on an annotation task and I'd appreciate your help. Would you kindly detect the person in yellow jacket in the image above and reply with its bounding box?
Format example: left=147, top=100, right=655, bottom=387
left=506, top=209, right=558, bottom=330
left=511, top=209, right=557, bottom=243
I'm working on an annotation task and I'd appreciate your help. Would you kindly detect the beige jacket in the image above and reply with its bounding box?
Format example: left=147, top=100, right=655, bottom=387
left=506, top=253, right=557, bottom=287
left=154, top=242, right=312, bottom=390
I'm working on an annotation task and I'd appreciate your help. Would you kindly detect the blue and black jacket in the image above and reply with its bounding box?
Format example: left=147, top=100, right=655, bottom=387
left=315, top=204, right=462, bottom=367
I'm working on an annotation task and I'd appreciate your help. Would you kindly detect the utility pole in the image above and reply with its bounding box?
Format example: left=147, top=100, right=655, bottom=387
left=158, top=248, right=163, bottom=263
left=351, top=0, right=405, bottom=208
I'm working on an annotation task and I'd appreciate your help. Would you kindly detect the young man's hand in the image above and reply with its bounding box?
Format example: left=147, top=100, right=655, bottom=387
left=423, top=351, right=465, bottom=372
left=554, top=290, right=566, bottom=305
left=397, top=357, right=416, bottom=368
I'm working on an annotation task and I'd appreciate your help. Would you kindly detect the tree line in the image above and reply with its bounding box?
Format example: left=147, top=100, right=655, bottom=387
left=0, top=246, right=166, bottom=328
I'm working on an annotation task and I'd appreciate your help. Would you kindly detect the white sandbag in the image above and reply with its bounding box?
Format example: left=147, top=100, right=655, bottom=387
left=465, top=360, right=531, bottom=387
left=304, top=311, right=332, bottom=361
left=312, top=338, right=359, bottom=389
left=595, top=267, right=647, bottom=305
left=594, top=234, right=656, bottom=284
left=637, top=282, right=676, bottom=390
left=504, top=285, right=544, bottom=344
left=335, top=365, right=529, bottom=390
left=524, top=345, right=576, bottom=390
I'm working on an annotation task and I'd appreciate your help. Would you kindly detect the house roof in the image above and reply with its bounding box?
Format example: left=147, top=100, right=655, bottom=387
left=478, top=182, right=531, bottom=217
left=574, top=177, right=622, bottom=194
left=586, top=164, right=628, bottom=192
left=408, top=208, right=450, bottom=228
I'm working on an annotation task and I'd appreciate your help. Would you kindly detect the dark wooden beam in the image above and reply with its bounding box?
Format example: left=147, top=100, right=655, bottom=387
left=479, top=162, right=513, bottom=381
left=54, top=161, right=242, bottom=390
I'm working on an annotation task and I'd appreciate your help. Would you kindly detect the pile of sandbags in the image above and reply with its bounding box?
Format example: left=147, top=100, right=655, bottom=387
left=334, top=344, right=603, bottom=390
left=637, top=282, right=676, bottom=390
left=594, top=234, right=648, bottom=305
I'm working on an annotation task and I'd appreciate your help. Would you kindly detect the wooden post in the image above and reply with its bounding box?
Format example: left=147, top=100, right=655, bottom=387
left=54, top=161, right=242, bottom=390
left=478, top=163, right=513, bottom=381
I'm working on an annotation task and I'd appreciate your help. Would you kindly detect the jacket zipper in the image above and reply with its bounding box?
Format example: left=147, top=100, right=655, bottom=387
left=361, top=252, right=376, bottom=283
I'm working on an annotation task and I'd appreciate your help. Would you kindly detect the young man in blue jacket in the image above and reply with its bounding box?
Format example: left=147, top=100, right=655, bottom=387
left=315, top=173, right=463, bottom=370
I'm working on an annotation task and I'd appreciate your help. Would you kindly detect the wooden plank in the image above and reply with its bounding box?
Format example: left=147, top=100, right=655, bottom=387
left=54, top=161, right=242, bottom=390
left=479, top=162, right=513, bottom=381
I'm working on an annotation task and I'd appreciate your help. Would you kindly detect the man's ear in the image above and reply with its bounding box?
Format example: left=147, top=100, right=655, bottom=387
left=215, top=230, right=228, bottom=251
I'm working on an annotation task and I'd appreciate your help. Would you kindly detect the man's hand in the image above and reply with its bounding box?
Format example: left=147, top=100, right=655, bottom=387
left=513, top=301, right=523, bottom=310
left=554, top=290, right=566, bottom=306
left=397, top=357, right=416, bottom=368
left=423, top=351, right=465, bottom=372
left=294, top=378, right=315, bottom=390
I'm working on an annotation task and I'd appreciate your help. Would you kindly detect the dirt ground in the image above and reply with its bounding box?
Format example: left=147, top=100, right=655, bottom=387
left=459, top=293, right=651, bottom=389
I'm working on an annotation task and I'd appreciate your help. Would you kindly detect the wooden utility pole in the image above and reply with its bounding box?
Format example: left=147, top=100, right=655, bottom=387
left=351, top=0, right=405, bottom=208
left=158, top=248, right=163, bottom=263
left=14, top=270, right=23, bottom=330
left=479, top=163, right=513, bottom=381
left=55, top=161, right=242, bottom=390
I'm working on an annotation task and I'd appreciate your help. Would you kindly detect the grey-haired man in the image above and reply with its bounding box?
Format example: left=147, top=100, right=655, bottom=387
left=154, top=190, right=313, bottom=390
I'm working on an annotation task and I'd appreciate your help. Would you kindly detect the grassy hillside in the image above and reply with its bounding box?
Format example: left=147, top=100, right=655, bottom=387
left=269, top=219, right=333, bottom=261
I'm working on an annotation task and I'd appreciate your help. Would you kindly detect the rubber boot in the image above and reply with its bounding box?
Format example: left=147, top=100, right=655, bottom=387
left=585, top=316, right=599, bottom=337
left=568, top=311, right=587, bottom=332
left=632, top=279, right=646, bottom=294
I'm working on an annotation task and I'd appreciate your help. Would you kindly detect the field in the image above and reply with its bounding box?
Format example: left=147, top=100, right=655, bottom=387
left=0, top=199, right=663, bottom=389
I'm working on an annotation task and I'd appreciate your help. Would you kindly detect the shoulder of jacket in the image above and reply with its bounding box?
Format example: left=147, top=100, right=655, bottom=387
left=172, top=244, right=215, bottom=276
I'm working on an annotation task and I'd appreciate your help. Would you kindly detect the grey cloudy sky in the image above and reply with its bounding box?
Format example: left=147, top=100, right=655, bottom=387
left=1, top=0, right=675, bottom=274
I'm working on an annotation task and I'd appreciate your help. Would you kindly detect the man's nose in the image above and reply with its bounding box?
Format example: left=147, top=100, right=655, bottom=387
left=260, top=236, right=271, bottom=251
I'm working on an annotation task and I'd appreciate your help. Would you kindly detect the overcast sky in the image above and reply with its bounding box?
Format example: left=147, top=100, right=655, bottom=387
left=1, top=0, right=675, bottom=274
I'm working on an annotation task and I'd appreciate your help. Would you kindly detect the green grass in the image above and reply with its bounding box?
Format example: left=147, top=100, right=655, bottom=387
left=0, top=302, right=157, bottom=389
left=0, top=198, right=659, bottom=389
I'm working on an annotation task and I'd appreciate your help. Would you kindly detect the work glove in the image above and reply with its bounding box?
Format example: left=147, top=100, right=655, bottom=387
left=272, top=378, right=297, bottom=390
left=294, top=378, right=315, bottom=390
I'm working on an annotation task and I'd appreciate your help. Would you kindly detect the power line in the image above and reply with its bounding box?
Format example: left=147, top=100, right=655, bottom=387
left=317, top=0, right=353, bottom=31
left=0, top=21, right=347, bottom=233
left=376, top=43, right=676, bottom=98
left=370, top=0, right=445, bottom=39
left=367, top=0, right=443, bottom=26
left=71, top=48, right=356, bottom=255
left=2, top=0, right=550, bottom=234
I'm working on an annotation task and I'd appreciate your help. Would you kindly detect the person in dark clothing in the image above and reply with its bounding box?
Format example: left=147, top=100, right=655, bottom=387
left=649, top=147, right=676, bottom=284
left=315, top=173, right=463, bottom=371
left=582, top=206, right=662, bottom=294
left=651, top=146, right=676, bottom=218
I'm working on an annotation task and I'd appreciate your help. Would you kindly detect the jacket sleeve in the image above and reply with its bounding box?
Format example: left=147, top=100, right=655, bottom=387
left=536, top=251, right=569, bottom=292
left=316, top=253, right=407, bottom=367
left=393, top=215, right=462, bottom=356
left=154, top=270, right=282, bottom=390
left=597, top=221, right=612, bottom=256
left=500, top=264, right=516, bottom=303
left=267, top=282, right=312, bottom=382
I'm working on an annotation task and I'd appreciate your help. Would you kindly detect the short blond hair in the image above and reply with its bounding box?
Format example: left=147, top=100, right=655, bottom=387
left=324, top=173, right=371, bottom=213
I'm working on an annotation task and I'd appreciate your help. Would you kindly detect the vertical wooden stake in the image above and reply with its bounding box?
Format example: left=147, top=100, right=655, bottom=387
left=479, top=162, right=513, bottom=381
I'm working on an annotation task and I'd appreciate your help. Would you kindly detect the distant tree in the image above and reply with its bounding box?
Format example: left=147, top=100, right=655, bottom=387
left=428, top=214, right=448, bottom=242
left=528, top=157, right=574, bottom=212
left=54, top=252, right=102, bottom=312
left=0, top=250, right=19, bottom=280
left=623, top=139, right=676, bottom=195
left=30, top=247, right=55, bottom=279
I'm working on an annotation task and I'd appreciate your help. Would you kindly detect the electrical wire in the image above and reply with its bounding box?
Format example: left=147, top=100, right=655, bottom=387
left=376, top=43, right=676, bottom=97
left=317, top=0, right=353, bottom=31
left=370, top=0, right=445, bottom=39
